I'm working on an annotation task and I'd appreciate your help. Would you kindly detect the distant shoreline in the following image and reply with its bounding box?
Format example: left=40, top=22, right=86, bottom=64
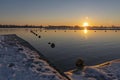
left=0, top=25, right=120, bottom=30
left=0, top=27, right=120, bottom=30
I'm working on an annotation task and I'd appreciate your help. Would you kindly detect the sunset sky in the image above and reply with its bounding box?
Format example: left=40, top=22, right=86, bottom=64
left=0, top=0, right=120, bottom=26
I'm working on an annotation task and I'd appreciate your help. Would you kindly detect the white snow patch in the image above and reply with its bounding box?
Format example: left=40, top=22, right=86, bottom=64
left=0, top=35, right=68, bottom=80
left=65, top=59, right=120, bottom=80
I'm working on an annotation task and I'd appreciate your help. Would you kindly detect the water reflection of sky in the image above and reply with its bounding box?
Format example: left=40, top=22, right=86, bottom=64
left=0, top=28, right=120, bottom=72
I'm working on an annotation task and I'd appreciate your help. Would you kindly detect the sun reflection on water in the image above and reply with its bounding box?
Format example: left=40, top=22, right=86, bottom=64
left=84, top=28, right=88, bottom=34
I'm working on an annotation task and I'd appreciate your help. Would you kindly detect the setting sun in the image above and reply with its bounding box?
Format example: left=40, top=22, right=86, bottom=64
left=83, top=22, right=89, bottom=27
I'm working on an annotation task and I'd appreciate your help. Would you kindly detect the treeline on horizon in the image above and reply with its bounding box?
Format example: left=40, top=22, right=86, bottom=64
left=0, top=24, right=120, bottom=30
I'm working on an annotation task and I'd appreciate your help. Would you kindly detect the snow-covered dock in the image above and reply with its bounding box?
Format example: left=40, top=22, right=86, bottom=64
left=0, top=34, right=68, bottom=80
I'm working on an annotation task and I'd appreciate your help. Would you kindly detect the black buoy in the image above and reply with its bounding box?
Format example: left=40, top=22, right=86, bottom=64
left=35, top=34, right=38, bottom=36
left=38, top=36, right=41, bottom=38
left=48, top=42, right=51, bottom=44
left=51, top=43, right=55, bottom=48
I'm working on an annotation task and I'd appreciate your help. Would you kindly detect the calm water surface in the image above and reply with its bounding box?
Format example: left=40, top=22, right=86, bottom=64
left=0, top=28, right=120, bottom=72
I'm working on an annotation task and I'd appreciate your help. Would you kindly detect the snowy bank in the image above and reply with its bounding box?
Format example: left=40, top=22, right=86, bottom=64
left=0, top=34, right=68, bottom=80
left=65, top=59, right=120, bottom=80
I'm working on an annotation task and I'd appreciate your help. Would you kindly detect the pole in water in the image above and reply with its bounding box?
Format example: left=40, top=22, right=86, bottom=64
left=76, top=58, right=85, bottom=70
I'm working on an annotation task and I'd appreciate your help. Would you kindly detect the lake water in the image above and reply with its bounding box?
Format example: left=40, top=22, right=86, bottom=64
left=0, top=28, right=120, bottom=72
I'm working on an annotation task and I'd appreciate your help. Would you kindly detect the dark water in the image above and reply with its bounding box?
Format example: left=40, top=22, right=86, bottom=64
left=0, top=28, right=120, bottom=72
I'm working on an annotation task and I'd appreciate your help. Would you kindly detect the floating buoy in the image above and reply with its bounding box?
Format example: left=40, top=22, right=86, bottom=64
left=38, top=36, right=41, bottom=38
left=35, top=34, right=38, bottom=36
left=48, top=42, right=51, bottom=44
left=51, top=43, right=55, bottom=48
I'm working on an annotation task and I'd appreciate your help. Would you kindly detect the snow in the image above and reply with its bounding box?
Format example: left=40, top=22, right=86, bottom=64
left=65, top=59, right=120, bottom=80
left=0, top=35, right=68, bottom=80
